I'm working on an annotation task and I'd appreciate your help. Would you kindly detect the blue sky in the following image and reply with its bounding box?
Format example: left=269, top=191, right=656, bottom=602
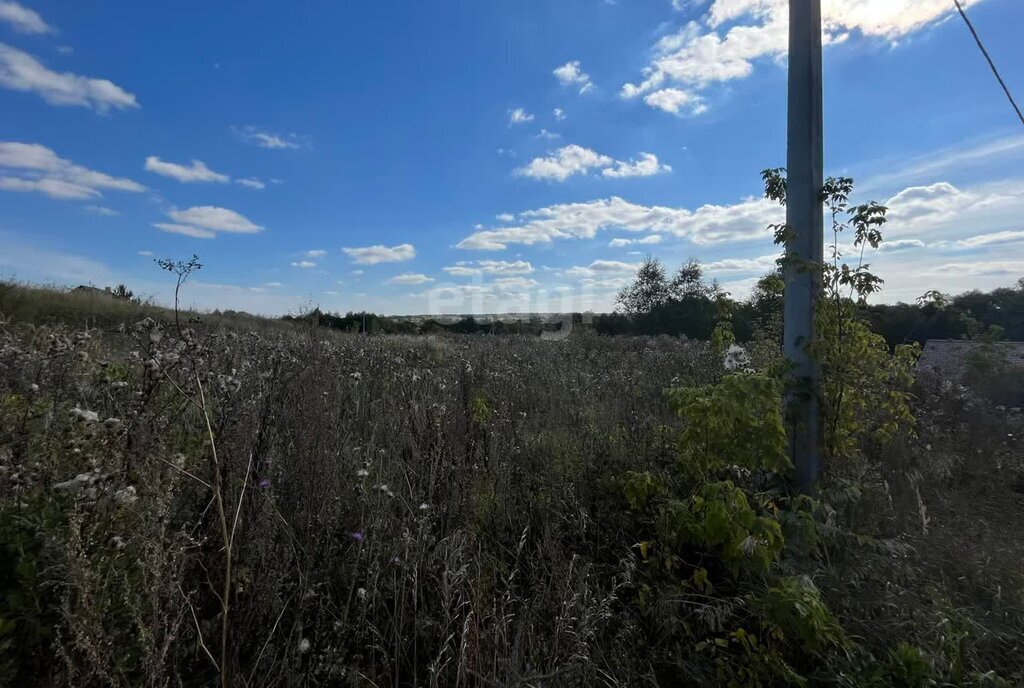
left=1, top=0, right=1022, bottom=315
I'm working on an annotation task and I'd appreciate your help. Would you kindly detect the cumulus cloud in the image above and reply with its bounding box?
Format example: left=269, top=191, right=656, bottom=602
left=0, top=43, right=138, bottom=112
left=563, top=260, right=641, bottom=280
left=152, top=223, right=216, bottom=239
left=0, top=1, right=52, bottom=34
left=886, top=181, right=1024, bottom=233
left=644, top=88, right=707, bottom=115
left=304, top=249, right=327, bottom=258
left=508, top=108, right=534, bottom=125
left=623, top=0, right=987, bottom=113
left=388, top=273, right=434, bottom=285
left=553, top=60, right=594, bottom=94
left=609, top=235, right=662, bottom=247
left=144, top=156, right=229, bottom=183
left=458, top=195, right=777, bottom=250
left=443, top=260, right=534, bottom=277
left=291, top=260, right=316, bottom=268
left=516, top=145, right=612, bottom=182
left=232, top=125, right=307, bottom=150
left=602, top=153, right=672, bottom=178
left=0, top=141, right=145, bottom=200
left=517, top=145, right=670, bottom=182
left=553, top=108, right=566, bottom=121
left=342, top=243, right=416, bottom=265
left=154, top=206, right=264, bottom=239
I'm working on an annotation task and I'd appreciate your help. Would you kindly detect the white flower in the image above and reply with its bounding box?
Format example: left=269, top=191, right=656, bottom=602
left=71, top=406, right=99, bottom=423
left=356, top=469, right=369, bottom=478
left=722, top=344, right=751, bottom=372
left=356, top=587, right=367, bottom=601
left=419, top=503, right=430, bottom=511
left=114, top=486, right=137, bottom=506
left=298, top=638, right=311, bottom=654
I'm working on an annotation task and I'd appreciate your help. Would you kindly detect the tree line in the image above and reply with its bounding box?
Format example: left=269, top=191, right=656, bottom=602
left=280, top=262, right=1024, bottom=347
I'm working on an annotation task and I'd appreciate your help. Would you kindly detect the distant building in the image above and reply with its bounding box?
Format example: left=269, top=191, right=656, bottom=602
left=71, top=285, right=114, bottom=298
left=917, top=339, right=1024, bottom=380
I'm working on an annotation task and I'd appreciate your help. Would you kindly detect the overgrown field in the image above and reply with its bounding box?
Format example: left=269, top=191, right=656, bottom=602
left=1, top=291, right=1022, bottom=687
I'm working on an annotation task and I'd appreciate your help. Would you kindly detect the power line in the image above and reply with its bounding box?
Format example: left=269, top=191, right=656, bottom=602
left=952, top=0, right=1024, bottom=126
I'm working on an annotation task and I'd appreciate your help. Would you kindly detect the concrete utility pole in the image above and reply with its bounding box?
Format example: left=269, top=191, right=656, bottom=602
left=785, top=0, right=824, bottom=493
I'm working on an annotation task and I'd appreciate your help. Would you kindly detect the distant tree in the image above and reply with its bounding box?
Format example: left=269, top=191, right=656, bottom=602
left=616, top=257, right=670, bottom=315
left=916, top=290, right=951, bottom=312
left=669, top=259, right=718, bottom=300
left=111, top=283, right=138, bottom=303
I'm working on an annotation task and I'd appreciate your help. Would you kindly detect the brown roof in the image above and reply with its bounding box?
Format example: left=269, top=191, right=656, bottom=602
left=917, top=339, right=1024, bottom=380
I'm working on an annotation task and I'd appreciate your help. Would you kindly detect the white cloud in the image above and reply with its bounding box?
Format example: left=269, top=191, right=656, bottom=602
left=265, top=281, right=284, bottom=288
left=609, top=235, right=663, bottom=247
left=517, top=145, right=671, bottom=182
left=84, top=205, right=119, bottom=216
left=458, top=194, right=777, bottom=250
left=157, top=206, right=264, bottom=239
left=492, top=276, right=539, bottom=290
left=144, top=156, right=229, bottom=183
left=563, top=260, right=641, bottom=280
left=644, top=88, right=707, bottom=115
left=304, top=249, right=327, bottom=258
left=0, top=43, right=138, bottom=112
left=0, top=176, right=95, bottom=199
left=553, top=60, right=594, bottom=94
left=926, top=260, right=1024, bottom=278
left=0, top=1, right=53, bottom=34
left=886, top=181, right=1024, bottom=234
left=537, top=129, right=561, bottom=140
left=0, top=141, right=145, bottom=200
left=388, top=273, right=434, bottom=285
left=443, top=260, right=534, bottom=277
left=153, top=223, right=216, bottom=239
left=232, top=125, right=306, bottom=150
left=705, top=253, right=780, bottom=273
left=860, top=134, right=1024, bottom=194
left=553, top=108, right=566, bottom=121
left=603, top=153, right=672, bottom=178
left=292, top=260, right=316, bottom=269
left=879, top=239, right=926, bottom=251
left=953, top=230, right=1024, bottom=249
left=236, top=177, right=265, bottom=189
left=343, top=243, right=416, bottom=264
left=508, top=108, right=534, bottom=125
left=137, top=250, right=154, bottom=257
left=496, top=213, right=516, bottom=223
left=623, top=0, right=986, bottom=113
left=516, top=145, right=613, bottom=182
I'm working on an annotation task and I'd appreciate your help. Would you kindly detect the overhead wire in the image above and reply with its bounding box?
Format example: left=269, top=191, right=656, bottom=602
left=952, top=0, right=1024, bottom=126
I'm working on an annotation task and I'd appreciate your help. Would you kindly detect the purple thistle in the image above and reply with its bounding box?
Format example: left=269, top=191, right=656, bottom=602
left=259, top=479, right=271, bottom=489
left=351, top=531, right=365, bottom=542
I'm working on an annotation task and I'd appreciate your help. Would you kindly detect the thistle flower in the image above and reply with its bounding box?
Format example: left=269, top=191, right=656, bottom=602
left=259, top=479, right=271, bottom=489
left=351, top=531, right=365, bottom=542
